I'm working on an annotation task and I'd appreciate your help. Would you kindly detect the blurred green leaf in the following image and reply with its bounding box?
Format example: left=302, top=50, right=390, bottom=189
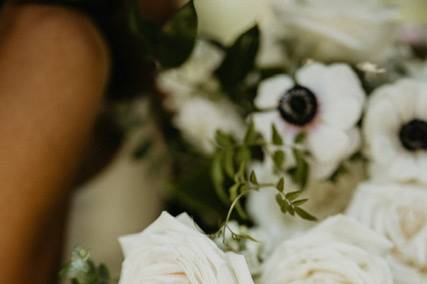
left=290, top=149, right=310, bottom=189
left=244, top=121, right=257, bottom=144
left=60, top=248, right=110, bottom=284
left=272, top=150, right=286, bottom=170
left=295, top=207, right=317, bottom=221
left=285, top=190, right=302, bottom=201
left=223, top=148, right=235, bottom=177
left=215, top=25, right=260, bottom=89
left=249, top=170, right=258, bottom=185
left=130, top=0, right=198, bottom=68
left=271, top=124, right=283, bottom=146
left=212, top=153, right=228, bottom=203
left=276, top=177, right=285, bottom=193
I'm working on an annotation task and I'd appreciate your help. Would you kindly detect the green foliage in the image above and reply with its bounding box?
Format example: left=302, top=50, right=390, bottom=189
left=210, top=124, right=316, bottom=244
left=130, top=0, right=198, bottom=68
left=60, top=248, right=111, bottom=284
left=271, top=124, right=284, bottom=146
left=215, top=25, right=260, bottom=90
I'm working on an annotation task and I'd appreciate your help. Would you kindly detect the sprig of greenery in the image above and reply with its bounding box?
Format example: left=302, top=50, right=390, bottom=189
left=60, top=248, right=111, bottom=284
left=210, top=123, right=316, bottom=245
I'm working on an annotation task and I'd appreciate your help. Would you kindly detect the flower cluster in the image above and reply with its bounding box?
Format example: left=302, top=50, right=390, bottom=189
left=62, top=0, right=427, bottom=283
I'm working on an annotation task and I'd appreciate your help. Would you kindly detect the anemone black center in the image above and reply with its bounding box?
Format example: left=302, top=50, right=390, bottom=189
left=399, top=119, right=427, bottom=151
left=278, top=86, right=318, bottom=126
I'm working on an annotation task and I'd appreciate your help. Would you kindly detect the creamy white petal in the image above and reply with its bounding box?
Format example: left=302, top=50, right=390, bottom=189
left=261, top=214, right=394, bottom=284
left=347, top=182, right=427, bottom=280
left=387, top=80, right=419, bottom=122
left=306, top=123, right=350, bottom=163
left=255, top=75, right=294, bottom=109
left=388, top=153, right=419, bottom=182
left=415, top=83, right=427, bottom=120
left=119, top=212, right=254, bottom=284
left=297, top=63, right=365, bottom=130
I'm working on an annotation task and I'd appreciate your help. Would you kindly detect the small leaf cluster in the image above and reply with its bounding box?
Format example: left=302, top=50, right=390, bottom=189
left=270, top=124, right=310, bottom=190
left=210, top=123, right=316, bottom=244
left=275, top=182, right=316, bottom=221
left=60, top=248, right=111, bottom=284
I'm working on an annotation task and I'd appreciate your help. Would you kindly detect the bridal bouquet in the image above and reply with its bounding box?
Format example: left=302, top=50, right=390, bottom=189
left=62, top=0, right=427, bottom=283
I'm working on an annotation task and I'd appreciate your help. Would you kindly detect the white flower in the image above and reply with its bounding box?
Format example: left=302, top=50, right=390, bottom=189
left=347, top=182, right=427, bottom=283
left=118, top=212, right=254, bottom=284
left=194, top=0, right=262, bottom=45
left=174, top=97, right=244, bottom=153
left=157, top=40, right=223, bottom=110
left=261, top=215, right=394, bottom=284
left=271, top=0, right=398, bottom=62
left=252, top=63, right=365, bottom=180
left=247, top=160, right=365, bottom=253
left=364, top=79, right=427, bottom=185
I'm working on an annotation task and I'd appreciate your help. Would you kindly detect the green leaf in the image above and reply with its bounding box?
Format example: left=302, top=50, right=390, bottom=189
left=215, top=130, right=233, bottom=147
left=223, top=148, right=235, bottom=177
left=271, top=124, right=283, bottom=145
left=60, top=248, right=111, bottom=284
left=234, top=162, right=247, bottom=183
left=236, top=146, right=251, bottom=166
left=275, top=194, right=289, bottom=214
left=130, top=0, right=198, bottom=68
left=276, top=177, right=285, bottom=193
left=244, top=121, right=257, bottom=144
left=272, top=150, right=286, bottom=170
left=229, top=183, right=248, bottom=219
left=294, top=132, right=306, bottom=145
left=291, top=149, right=310, bottom=189
left=211, top=154, right=228, bottom=203
left=157, top=1, right=198, bottom=68
left=249, top=171, right=258, bottom=185
left=285, top=190, right=302, bottom=201
left=215, top=25, right=260, bottom=89
left=288, top=205, right=295, bottom=216
left=295, top=207, right=317, bottom=221
left=292, top=198, right=309, bottom=206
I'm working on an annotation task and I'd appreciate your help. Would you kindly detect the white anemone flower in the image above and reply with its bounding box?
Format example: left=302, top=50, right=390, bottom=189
left=364, top=79, right=427, bottom=184
left=252, top=63, right=365, bottom=180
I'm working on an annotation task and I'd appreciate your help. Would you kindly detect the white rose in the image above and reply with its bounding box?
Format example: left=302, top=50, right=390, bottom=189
left=252, top=63, right=365, bottom=180
left=174, top=97, right=244, bottom=153
left=261, top=215, right=394, bottom=284
left=194, top=0, right=262, bottom=45
left=347, top=182, right=427, bottom=283
left=363, top=79, right=427, bottom=185
left=119, top=212, right=254, bottom=284
left=272, top=0, right=398, bottom=62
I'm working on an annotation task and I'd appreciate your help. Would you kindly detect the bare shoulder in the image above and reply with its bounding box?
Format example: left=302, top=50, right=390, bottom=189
left=0, top=3, right=110, bottom=80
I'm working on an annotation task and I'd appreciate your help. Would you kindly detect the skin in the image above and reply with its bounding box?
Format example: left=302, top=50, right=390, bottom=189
left=0, top=4, right=110, bottom=283
left=0, top=1, right=177, bottom=282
